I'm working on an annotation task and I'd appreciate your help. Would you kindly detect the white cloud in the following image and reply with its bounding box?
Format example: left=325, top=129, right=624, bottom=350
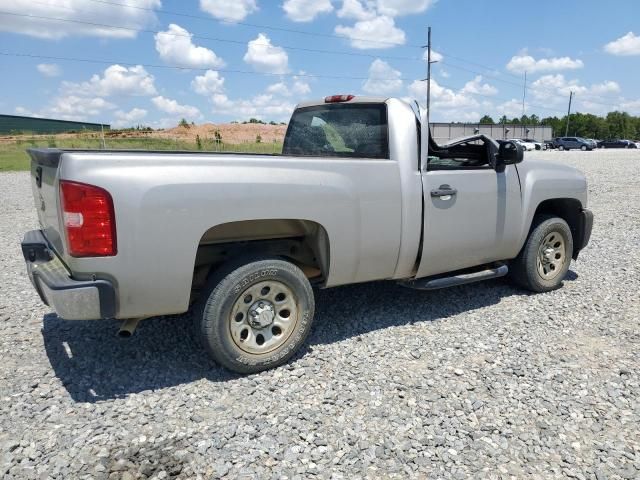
left=244, top=33, right=289, bottom=74
left=376, top=0, right=436, bottom=16
left=17, top=65, right=155, bottom=121
left=619, top=99, right=640, bottom=115
left=63, top=65, right=157, bottom=97
left=283, top=0, right=334, bottom=22
left=506, top=54, right=584, bottom=74
left=191, top=69, right=299, bottom=121
left=112, top=108, right=148, bottom=128
left=408, top=78, right=488, bottom=122
left=36, top=63, right=61, bottom=77
left=199, top=0, right=258, bottom=22
left=292, top=78, right=312, bottom=95
left=210, top=93, right=295, bottom=121
left=266, top=78, right=312, bottom=97
left=152, top=96, right=201, bottom=119
left=192, top=70, right=225, bottom=96
left=461, top=76, right=498, bottom=96
left=604, top=32, right=640, bottom=56
left=422, top=49, right=444, bottom=62
left=335, top=15, right=405, bottom=49
left=337, top=0, right=376, bottom=20
left=529, top=74, right=622, bottom=114
left=363, top=59, right=403, bottom=95
left=46, top=96, right=116, bottom=121
left=496, top=99, right=524, bottom=119
left=0, top=0, right=160, bottom=39
left=155, top=24, right=225, bottom=68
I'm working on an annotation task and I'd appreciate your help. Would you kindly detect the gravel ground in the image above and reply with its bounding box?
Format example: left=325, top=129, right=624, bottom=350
left=1, top=150, right=639, bottom=479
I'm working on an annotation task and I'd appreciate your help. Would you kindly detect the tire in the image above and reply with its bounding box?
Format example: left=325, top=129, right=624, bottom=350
left=558, top=145, right=565, bottom=151
left=509, top=215, right=573, bottom=292
left=197, top=257, right=315, bottom=374
left=581, top=145, right=587, bottom=151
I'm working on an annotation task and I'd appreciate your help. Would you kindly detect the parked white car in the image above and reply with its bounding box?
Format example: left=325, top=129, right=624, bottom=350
left=521, top=138, right=545, bottom=150
left=513, top=139, right=535, bottom=151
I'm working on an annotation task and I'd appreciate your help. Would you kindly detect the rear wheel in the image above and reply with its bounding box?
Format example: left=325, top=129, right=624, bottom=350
left=510, top=215, right=573, bottom=292
left=197, top=257, right=315, bottom=374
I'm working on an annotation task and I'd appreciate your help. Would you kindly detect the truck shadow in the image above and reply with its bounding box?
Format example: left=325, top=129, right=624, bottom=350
left=41, top=273, right=576, bottom=402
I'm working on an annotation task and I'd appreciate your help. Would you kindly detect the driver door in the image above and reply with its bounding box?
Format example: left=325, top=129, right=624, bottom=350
left=415, top=155, right=522, bottom=278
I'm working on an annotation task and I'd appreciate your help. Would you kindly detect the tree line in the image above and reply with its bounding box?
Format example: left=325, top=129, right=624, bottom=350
left=477, top=111, right=640, bottom=139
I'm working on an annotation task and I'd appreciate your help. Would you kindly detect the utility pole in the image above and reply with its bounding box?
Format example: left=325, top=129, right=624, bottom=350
left=565, top=91, right=573, bottom=137
left=521, top=71, right=527, bottom=117
left=422, top=27, right=438, bottom=130
left=426, top=27, right=432, bottom=128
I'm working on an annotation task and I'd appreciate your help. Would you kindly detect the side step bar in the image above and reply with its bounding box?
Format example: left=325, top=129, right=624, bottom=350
left=401, top=264, right=509, bottom=291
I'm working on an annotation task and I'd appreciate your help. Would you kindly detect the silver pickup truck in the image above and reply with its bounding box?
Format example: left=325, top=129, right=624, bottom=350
left=22, top=95, right=593, bottom=373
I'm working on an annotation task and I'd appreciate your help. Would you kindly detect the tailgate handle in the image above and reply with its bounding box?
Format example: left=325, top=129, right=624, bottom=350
left=35, top=166, right=43, bottom=188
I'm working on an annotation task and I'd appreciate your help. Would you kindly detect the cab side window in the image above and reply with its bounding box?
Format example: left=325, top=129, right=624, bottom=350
left=427, top=142, right=491, bottom=171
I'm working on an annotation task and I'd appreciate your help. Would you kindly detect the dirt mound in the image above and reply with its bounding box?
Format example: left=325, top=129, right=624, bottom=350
left=161, top=123, right=287, bottom=143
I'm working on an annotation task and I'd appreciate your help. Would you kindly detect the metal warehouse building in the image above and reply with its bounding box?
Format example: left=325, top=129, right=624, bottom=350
left=431, top=123, right=553, bottom=143
left=0, top=114, right=109, bottom=135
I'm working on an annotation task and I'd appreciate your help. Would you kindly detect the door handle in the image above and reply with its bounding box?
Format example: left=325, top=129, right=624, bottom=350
left=430, top=185, right=457, bottom=197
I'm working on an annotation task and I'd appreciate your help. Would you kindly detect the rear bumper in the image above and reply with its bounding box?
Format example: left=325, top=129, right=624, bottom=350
left=573, top=209, right=594, bottom=259
left=21, top=230, right=115, bottom=320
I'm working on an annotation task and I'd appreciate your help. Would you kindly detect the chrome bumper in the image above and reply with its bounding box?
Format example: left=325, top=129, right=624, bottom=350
left=21, top=230, right=115, bottom=320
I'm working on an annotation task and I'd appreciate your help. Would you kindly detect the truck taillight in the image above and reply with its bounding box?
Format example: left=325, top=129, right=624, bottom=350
left=324, top=94, right=354, bottom=103
left=59, top=180, right=117, bottom=257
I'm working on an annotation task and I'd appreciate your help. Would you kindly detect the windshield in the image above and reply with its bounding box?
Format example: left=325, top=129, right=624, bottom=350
left=282, top=103, right=389, bottom=158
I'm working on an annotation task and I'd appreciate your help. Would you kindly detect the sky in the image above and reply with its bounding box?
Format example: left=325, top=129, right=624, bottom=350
left=0, top=0, right=639, bottom=128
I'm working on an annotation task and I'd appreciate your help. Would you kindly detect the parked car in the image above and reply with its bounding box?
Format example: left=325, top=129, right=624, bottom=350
left=597, top=138, right=636, bottom=148
left=584, top=139, right=598, bottom=149
left=520, top=138, right=545, bottom=150
left=512, top=139, right=535, bottom=151
left=555, top=137, right=593, bottom=151
left=544, top=139, right=557, bottom=149
left=21, top=95, right=593, bottom=374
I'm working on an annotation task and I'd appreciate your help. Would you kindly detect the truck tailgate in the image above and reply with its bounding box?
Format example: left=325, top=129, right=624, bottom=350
left=28, top=148, right=66, bottom=256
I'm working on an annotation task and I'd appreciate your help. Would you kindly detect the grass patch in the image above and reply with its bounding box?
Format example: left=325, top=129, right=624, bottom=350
left=0, top=136, right=284, bottom=172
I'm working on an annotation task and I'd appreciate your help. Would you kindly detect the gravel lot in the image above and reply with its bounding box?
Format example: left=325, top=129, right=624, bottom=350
left=1, top=150, right=639, bottom=479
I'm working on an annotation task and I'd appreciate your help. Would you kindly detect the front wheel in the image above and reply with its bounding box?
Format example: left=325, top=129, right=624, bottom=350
left=509, top=215, right=573, bottom=292
left=581, top=145, right=587, bottom=151
left=558, top=145, right=565, bottom=151
left=197, top=258, right=315, bottom=374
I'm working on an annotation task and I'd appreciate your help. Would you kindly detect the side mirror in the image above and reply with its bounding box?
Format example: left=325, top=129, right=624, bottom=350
left=497, top=140, right=524, bottom=166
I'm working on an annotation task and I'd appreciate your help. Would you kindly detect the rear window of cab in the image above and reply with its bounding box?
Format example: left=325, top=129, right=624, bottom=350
left=282, top=103, right=389, bottom=159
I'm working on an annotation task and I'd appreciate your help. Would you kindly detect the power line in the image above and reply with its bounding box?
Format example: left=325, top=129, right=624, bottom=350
left=437, top=61, right=524, bottom=88
left=0, top=52, right=625, bottom=117
left=22, top=3, right=627, bottom=108
left=81, top=0, right=422, bottom=49
left=0, top=10, right=419, bottom=61
left=0, top=51, right=404, bottom=81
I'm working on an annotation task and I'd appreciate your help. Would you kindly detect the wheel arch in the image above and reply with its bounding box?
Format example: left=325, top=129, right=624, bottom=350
left=190, top=219, right=330, bottom=303
left=530, top=198, right=583, bottom=258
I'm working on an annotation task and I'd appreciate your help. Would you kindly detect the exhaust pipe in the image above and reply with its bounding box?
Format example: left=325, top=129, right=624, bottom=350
left=117, top=317, right=144, bottom=338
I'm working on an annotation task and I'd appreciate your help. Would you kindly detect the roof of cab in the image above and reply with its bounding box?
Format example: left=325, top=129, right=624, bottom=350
left=294, top=96, right=390, bottom=109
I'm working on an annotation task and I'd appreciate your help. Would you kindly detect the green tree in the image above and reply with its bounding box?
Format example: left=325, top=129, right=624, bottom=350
left=179, top=118, right=190, bottom=128
left=479, top=114, right=495, bottom=124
